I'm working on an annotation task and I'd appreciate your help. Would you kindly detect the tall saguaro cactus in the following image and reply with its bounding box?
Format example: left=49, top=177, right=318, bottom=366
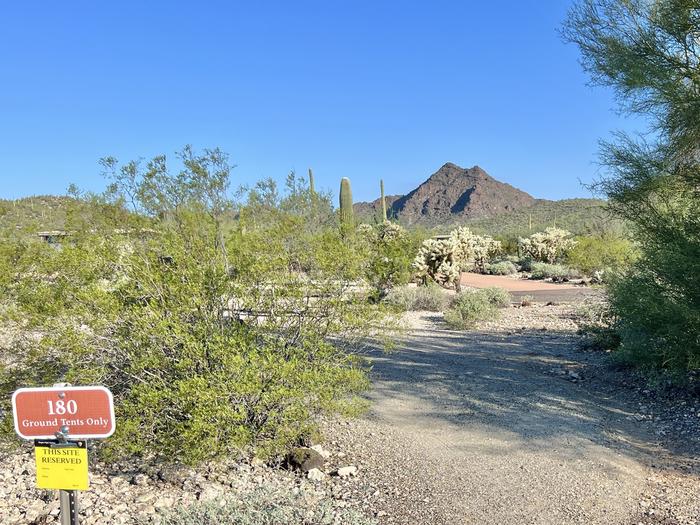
left=380, top=179, right=387, bottom=221
left=308, top=168, right=315, bottom=196
left=339, top=177, right=354, bottom=231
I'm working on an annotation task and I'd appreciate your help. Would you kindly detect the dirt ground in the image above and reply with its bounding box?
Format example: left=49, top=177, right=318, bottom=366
left=327, top=304, right=700, bottom=525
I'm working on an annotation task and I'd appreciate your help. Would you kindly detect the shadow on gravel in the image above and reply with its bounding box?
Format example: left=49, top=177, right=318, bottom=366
left=361, top=324, right=698, bottom=470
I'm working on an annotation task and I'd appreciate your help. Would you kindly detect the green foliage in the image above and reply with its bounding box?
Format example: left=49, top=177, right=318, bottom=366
left=339, top=178, right=354, bottom=233
left=154, top=487, right=376, bottom=525
left=384, top=284, right=449, bottom=312
left=575, top=300, right=621, bottom=352
left=606, top=271, right=699, bottom=371
left=565, top=0, right=700, bottom=373
left=485, top=261, right=518, bottom=275
left=464, top=199, right=615, bottom=238
left=479, top=287, right=511, bottom=308
left=357, top=221, right=419, bottom=300
left=566, top=234, right=637, bottom=276
left=444, top=288, right=507, bottom=329
left=0, top=147, right=382, bottom=464
left=530, top=262, right=580, bottom=282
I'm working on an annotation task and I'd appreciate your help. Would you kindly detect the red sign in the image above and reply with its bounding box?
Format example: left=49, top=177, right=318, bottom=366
left=12, top=386, right=115, bottom=440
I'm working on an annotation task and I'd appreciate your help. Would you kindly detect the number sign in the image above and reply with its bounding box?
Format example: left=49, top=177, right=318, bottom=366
left=12, top=386, right=115, bottom=440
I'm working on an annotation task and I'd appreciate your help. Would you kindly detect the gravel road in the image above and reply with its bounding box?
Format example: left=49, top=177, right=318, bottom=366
left=328, top=305, right=700, bottom=525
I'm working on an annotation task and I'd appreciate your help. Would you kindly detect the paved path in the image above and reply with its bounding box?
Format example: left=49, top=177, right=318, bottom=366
left=340, top=309, right=699, bottom=525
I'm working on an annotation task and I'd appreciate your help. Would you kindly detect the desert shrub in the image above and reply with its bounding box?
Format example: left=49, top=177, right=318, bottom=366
left=530, top=262, right=580, bottom=282
left=0, top=148, right=381, bottom=464
left=358, top=221, right=420, bottom=301
left=567, top=234, right=637, bottom=276
left=575, top=300, right=622, bottom=352
left=606, top=271, right=699, bottom=371
left=444, top=289, right=505, bottom=329
left=384, top=285, right=448, bottom=312
left=494, top=235, right=519, bottom=256
left=479, top=287, right=511, bottom=307
left=518, top=228, right=576, bottom=263
left=154, top=488, right=376, bottom=525
left=486, top=261, right=517, bottom=275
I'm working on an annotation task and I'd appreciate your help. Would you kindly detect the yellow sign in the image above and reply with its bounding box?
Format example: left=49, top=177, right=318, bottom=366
left=34, top=440, right=89, bottom=490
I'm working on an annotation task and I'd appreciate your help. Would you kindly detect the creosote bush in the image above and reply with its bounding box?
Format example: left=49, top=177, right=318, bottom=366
left=444, top=287, right=509, bottom=329
left=384, top=284, right=449, bottom=312
left=357, top=220, right=419, bottom=301
left=486, top=260, right=517, bottom=275
left=530, top=262, right=580, bottom=282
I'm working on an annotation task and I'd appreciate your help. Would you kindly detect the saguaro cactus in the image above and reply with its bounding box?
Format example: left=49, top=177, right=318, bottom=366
left=380, top=179, right=387, bottom=221
left=339, top=177, right=354, bottom=231
left=308, top=168, right=315, bottom=196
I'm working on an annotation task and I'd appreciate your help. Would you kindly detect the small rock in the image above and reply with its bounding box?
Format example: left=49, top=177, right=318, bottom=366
left=336, top=466, right=358, bottom=478
left=287, top=447, right=325, bottom=473
left=310, top=444, right=331, bottom=459
left=307, top=468, right=326, bottom=481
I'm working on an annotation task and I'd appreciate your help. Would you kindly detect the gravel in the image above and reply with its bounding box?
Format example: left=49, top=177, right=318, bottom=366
left=327, top=304, right=700, bottom=524
left=1, top=303, right=698, bottom=524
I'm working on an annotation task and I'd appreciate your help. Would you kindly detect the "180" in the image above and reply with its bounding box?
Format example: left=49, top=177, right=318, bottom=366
left=47, top=400, right=78, bottom=415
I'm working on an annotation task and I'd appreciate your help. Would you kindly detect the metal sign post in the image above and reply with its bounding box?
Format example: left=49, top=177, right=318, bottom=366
left=55, top=424, right=80, bottom=525
left=11, top=383, right=115, bottom=525
left=59, top=488, right=79, bottom=525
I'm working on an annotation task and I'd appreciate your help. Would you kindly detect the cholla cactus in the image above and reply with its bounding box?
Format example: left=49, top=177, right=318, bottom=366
left=356, top=223, right=375, bottom=238
left=412, top=238, right=460, bottom=289
left=449, top=227, right=501, bottom=273
left=519, top=227, right=576, bottom=263
left=376, top=220, right=405, bottom=242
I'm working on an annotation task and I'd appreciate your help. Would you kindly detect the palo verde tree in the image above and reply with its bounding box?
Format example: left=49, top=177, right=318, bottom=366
left=564, top=0, right=700, bottom=372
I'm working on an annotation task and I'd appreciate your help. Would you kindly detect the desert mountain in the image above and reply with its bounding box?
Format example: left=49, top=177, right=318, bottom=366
left=355, top=163, right=537, bottom=225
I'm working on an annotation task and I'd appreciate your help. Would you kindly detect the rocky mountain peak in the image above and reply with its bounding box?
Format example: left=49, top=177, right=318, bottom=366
left=354, top=163, right=536, bottom=225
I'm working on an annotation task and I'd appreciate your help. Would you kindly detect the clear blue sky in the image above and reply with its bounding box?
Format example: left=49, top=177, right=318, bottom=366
left=0, top=1, right=638, bottom=203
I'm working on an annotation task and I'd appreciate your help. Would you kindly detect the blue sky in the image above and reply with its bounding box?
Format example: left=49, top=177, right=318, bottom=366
left=0, top=1, right=638, bottom=203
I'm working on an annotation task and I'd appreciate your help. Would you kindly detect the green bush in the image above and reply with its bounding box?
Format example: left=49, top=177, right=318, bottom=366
left=384, top=285, right=448, bottom=312
left=607, top=271, right=699, bottom=372
left=566, top=235, right=637, bottom=276
left=154, top=488, right=376, bottom=525
left=358, top=221, right=421, bottom=301
left=486, top=261, right=517, bottom=275
left=444, top=289, right=507, bottom=329
left=530, top=262, right=580, bottom=282
left=0, top=148, right=381, bottom=464
left=479, top=287, right=511, bottom=307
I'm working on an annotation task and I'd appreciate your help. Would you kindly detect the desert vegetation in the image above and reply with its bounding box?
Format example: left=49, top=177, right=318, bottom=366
left=565, top=0, right=700, bottom=375
left=0, top=148, right=404, bottom=464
